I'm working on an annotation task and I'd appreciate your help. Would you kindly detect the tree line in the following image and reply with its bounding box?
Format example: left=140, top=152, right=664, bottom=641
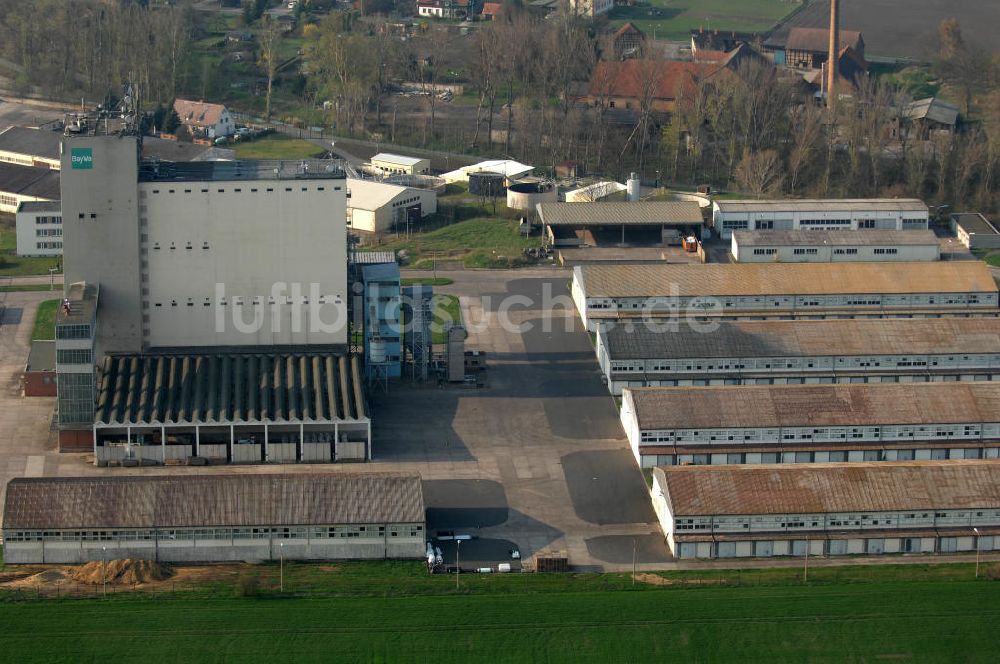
left=0, top=0, right=195, bottom=105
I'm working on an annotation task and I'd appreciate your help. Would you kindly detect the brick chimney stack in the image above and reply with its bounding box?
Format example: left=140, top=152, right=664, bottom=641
left=827, top=0, right=840, bottom=109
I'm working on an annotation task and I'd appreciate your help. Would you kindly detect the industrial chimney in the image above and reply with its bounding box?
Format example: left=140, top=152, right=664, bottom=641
left=827, top=0, right=839, bottom=109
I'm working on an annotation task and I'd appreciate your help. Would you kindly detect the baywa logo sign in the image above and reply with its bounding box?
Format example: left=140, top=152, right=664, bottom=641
left=70, top=147, right=93, bottom=170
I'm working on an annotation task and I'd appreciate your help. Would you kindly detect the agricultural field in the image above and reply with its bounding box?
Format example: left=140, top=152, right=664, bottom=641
left=773, top=0, right=1000, bottom=61
left=1, top=561, right=1000, bottom=662
left=608, top=0, right=801, bottom=41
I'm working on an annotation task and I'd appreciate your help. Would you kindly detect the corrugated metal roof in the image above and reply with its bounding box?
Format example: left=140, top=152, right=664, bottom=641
left=905, top=98, right=960, bottom=126
left=0, top=125, right=61, bottom=159
left=347, top=177, right=423, bottom=211
left=371, top=153, right=425, bottom=167
left=657, top=461, right=1000, bottom=516
left=351, top=251, right=396, bottom=265
left=577, top=262, right=996, bottom=298
left=2, top=473, right=424, bottom=529
left=602, top=317, right=1000, bottom=360
left=628, top=382, right=1000, bottom=430
left=362, top=262, right=400, bottom=282
left=16, top=200, right=60, bottom=213
left=539, top=201, right=703, bottom=226
left=0, top=162, right=60, bottom=199
left=95, top=352, right=366, bottom=425
left=733, top=229, right=938, bottom=247
left=714, top=198, right=928, bottom=213
left=953, top=213, right=999, bottom=236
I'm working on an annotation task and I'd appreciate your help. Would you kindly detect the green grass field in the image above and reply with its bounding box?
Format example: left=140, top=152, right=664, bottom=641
left=31, top=299, right=59, bottom=341
left=982, top=253, right=1000, bottom=268
left=2, top=563, right=1000, bottom=662
left=232, top=136, right=326, bottom=160
left=0, top=218, right=62, bottom=277
left=431, top=294, right=463, bottom=344
left=609, top=0, right=800, bottom=41
left=0, top=284, right=57, bottom=292
left=377, top=218, right=541, bottom=269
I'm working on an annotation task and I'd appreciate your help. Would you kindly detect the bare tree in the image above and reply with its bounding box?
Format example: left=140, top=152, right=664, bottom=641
left=786, top=103, right=824, bottom=195
left=735, top=149, right=784, bottom=197
left=258, top=17, right=281, bottom=121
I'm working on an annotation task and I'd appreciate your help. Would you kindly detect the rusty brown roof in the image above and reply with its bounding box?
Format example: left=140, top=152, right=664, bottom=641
left=3, top=473, right=424, bottom=530
left=785, top=27, right=863, bottom=53
left=173, top=99, right=227, bottom=128
left=656, top=461, right=1000, bottom=516
left=576, top=261, right=997, bottom=299
left=627, top=382, right=1000, bottom=430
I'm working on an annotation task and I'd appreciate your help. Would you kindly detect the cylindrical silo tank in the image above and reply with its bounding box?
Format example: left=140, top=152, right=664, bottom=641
left=627, top=172, right=641, bottom=202
left=506, top=180, right=558, bottom=211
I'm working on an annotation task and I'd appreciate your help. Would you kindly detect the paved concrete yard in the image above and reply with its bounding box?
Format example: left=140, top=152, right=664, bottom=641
left=371, top=269, right=667, bottom=569
left=0, top=270, right=665, bottom=570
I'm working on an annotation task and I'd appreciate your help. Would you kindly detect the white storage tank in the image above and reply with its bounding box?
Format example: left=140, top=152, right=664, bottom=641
left=627, top=173, right=641, bottom=202
left=506, top=180, right=558, bottom=211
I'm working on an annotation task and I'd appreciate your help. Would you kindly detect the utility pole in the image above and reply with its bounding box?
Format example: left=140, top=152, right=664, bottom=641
left=974, top=528, right=981, bottom=579
left=632, top=538, right=637, bottom=585
left=455, top=540, right=462, bottom=590
left=102, top=547, right=107, bottom=598
left=803, top=539, right=809, bottom=583
left=279, top=541, right=284, bottom=592
left=827, top=0, right=840, bottom=110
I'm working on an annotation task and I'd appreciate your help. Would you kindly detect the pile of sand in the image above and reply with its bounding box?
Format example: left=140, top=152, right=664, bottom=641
left=70, top=559, right=173, bottom=585
left=4, top=569, right=67, bottom=589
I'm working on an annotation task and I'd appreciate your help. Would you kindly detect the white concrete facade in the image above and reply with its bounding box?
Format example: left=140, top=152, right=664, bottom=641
left=3, top=524, right=424, bottom=564
left=713, top=199, right=930, bottom=239
left=595, top=328, right=1000, bottom=396
left=15, top=204, right=62, bottom=256
left=651, top=472, right=1000, bottom=559
left=731, top=234, right=940, bottom=263
left=346, top=178, right=437, bottom=233
left=623, top=388, right=1000, bottom=469
left=141, top=178, right=349, bottom=348
left=370, top=153, right=430, bottom=176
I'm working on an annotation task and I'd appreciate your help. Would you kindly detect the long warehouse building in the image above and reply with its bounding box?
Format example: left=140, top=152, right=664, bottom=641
left=597, top=317, right=1000, bottom=395
left=571, top=262, right=999, bottom=329
left=652, top=462, right=1000, bottom=559
left=2, top=473, right=425, bottom=564
left=730, top=229, right=941, bottom=263
left=621, top=382, right=1000, bottom=468
left=712, top=198, right=929, bottom=239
